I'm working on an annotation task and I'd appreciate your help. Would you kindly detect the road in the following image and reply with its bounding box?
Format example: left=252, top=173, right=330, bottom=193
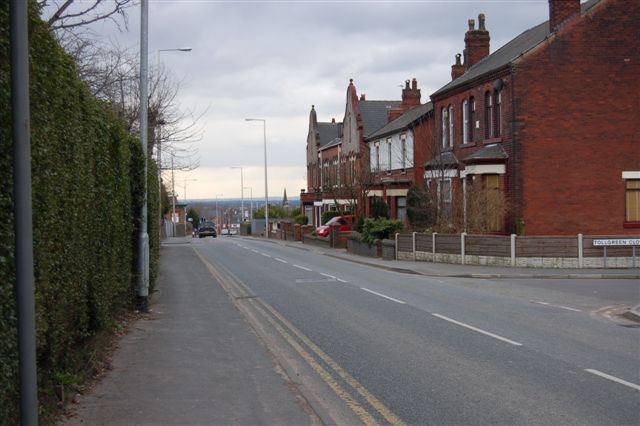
left=193, top=236, right=640, bottom=425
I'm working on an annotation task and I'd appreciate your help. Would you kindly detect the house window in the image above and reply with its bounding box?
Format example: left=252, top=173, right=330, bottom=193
left=448, top=105, right=454, bottom=148
left=626, top=180, right=640, bottom=222
left=484, top=91, right=493, bottom=139
left=469, top=97, right=477, bottom=142
left=438, top=179, right=452, bottom=219
left=400, top=133, right=407, bottom=170
left=374, top=143, right=380, bottom=172
left=397, top=197, right=407, bottom=222
left=441, top=107, right=449, bottom=148
left=462, top=99, right=469, bottom=144
left=387, top=137, right=392, bottom=171
left=493, top=90, right=502, bottom=137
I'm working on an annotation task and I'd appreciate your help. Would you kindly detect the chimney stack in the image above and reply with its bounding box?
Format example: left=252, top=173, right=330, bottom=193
left=360, top=94, right=366, bottom=101
left=464, top=13, right=490, bottom=69
left=549, top=0, right=580, bottom=32
left=451, top=53, right=466, bottom=80
left=389, top=78, right=421, bottom=121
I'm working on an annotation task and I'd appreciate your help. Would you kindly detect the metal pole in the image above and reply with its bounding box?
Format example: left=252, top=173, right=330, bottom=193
left=11, top=1, right=38, bottom=423
left=137, top=0, right=150, bottom=312
left=171, top=153, right=176, bottom=237
left=240, top=169, right=244, bottom=222
left=263, top=120, right=269, bottom=238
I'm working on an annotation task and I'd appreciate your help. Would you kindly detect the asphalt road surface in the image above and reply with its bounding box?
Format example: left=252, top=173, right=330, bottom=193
left=194, top=236, right=640, bottom=425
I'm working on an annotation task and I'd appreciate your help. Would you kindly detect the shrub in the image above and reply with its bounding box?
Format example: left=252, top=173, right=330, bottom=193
left=294, top=215, right=308, bottom=225
left=361, top=218, right=403, bottom=245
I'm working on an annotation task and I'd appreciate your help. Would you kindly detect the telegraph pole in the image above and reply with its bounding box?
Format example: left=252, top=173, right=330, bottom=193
left=138, top=0, right=150, bottom=312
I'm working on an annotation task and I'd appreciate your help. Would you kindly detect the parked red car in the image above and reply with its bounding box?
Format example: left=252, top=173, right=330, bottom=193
left=316, top=215, right=355, bottom=237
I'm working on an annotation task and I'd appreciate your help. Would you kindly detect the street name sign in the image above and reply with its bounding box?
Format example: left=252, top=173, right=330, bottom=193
left=593, top=238, right=640, bottom=246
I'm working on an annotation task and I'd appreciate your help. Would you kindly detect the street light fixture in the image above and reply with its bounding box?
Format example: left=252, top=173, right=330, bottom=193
left=231, top=166, right=244, bottom=223
left=245, top=118, right=268, bottom=238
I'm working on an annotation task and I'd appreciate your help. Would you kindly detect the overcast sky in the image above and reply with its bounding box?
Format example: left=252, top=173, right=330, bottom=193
left=84, top=0, right=554, bottom=201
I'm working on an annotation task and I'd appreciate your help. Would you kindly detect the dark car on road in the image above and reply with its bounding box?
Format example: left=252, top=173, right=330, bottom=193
left=198, top=223, right=217, bottom=238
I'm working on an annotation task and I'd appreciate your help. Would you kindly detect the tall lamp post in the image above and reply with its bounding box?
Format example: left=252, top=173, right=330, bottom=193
left=245, top=118, right=268, bottom=238
left=231, top=166, right=244, bottom=222
left=138, top=0, right=150, bottom=311
left=155, top=47, right=191, bottom=235
left=243, top=186, right=253, bottom=221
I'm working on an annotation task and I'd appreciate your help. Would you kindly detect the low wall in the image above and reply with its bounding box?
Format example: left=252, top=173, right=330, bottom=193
left=395, top=233, right=639, bottom=269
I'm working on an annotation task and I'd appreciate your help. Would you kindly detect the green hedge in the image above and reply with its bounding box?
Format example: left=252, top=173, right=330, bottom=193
left=0, top=3, right=159, bottom=421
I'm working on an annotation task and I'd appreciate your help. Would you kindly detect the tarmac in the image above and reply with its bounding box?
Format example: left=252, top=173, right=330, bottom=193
left=62, top=236, right=640, bottom=425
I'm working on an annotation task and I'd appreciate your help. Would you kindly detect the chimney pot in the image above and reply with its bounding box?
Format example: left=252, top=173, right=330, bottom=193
left=331, top=118, right=336, bottom=123
left=412, top=78, right=417, bottom=90
left=468, top=19, right=475, bottom=31
left=360, top=94, right=366, bottom=101
left=478, top=13, right=486, bottom=31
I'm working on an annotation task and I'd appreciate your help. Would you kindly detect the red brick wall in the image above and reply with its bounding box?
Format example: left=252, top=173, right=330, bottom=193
left=412, top=113, right=435, bottom=186
left=514, top=0, right=640, bottom=235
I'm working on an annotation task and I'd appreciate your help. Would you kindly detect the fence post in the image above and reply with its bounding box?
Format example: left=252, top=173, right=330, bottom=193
left=510, top=234, right=516, bottom=267
left=395, top=233, right=399, bottom=261
left=578, top=234, right=583, bottom=268
left=412, top=232, right=417, bottom=261
left=461, top=232, right=466, bottom=265
left=432, top=232, right=438, bottom=261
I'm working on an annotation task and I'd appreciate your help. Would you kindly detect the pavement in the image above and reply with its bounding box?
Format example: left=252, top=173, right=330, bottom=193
left=62, top=235, right=640, bottom=425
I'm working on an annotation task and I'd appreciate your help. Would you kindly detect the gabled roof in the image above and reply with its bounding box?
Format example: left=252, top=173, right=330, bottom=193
left=322, top=137, right=342, bottom=151
left=317, top=122, right=342, bottom=149
left=366, top=102, right=434, bottom=140
left=432, top=0, right=601, bottom=97
left=358, top=100, right=402, bottom=137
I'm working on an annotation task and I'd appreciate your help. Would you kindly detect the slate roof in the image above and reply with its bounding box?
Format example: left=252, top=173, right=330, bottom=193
left=423, top=151, right=459, bottom=169
left=462, top=143, right=508, bottom=163
left=323, top=137, right=342, bottom=150
left=358, top=100, right=402, bottom=137
left=317, top=122, right=342, bottom=149
left=367, top=102, right=434, bottom=140
left=432, top=0, right=601, bottom=97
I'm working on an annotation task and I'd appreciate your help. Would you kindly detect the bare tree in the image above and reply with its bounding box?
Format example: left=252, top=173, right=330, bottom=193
left=38, top=0, right=134, bottom=32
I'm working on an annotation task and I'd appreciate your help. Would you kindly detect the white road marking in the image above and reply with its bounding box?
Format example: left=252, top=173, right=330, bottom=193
left=585, top=369, right=640, bottom=391
left=294, top=264, right=312, bottom=272
left=360, top=288, right=406, bottom=304
left=557, top=305, right=581, bottom=312
left=532, top=300, right=581, bottom=312
left=275, top=258, right=288, bottom=264
left=432, top=314, right=523, bottom=346
left=320, top=273, right=337, bottom=280
left=261, top=253, right=271, bottom=258
left=337, top=278, right=348, bottom=283
left=251, top=249, right=259, bottom=253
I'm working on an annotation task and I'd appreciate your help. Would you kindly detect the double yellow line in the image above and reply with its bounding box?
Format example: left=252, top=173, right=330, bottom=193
left=193, top=247, right=405, bottom=426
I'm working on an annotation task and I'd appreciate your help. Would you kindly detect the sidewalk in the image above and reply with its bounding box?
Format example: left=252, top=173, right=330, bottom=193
left=271, top=238, right=640, bottom=280
left=64, top=239, right=319, bottom=426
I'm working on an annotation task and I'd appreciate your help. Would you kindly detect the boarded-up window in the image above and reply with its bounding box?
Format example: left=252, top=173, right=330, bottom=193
left=626, top=180, right=640, bottom=222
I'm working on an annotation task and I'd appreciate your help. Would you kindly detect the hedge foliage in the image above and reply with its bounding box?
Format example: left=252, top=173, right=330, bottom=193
left=1, top=3, right=159, bottom=421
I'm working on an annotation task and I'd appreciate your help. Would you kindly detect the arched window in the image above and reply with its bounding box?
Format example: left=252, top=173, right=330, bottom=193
left=493, top=90, right=502, bottom=137
left=441, top=107, right=448, bottom=148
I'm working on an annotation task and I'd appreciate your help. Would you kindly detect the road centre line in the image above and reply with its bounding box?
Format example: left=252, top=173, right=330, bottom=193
left=337, top=278, right=348, bottom=283
left=432, top=313, right=523, bottom=346
left=275, top=258, right=288, bottom=264
left=320, top=273, right=337, bottom=280
left=293, top=264, right=312, bottom=272
left=261, top=253, right=271, bottom=258
left=585, top=369, right=640, bottom=391
left=361, top=288, right=406, bottom=304
left=251, top=249, right=259, bottom=253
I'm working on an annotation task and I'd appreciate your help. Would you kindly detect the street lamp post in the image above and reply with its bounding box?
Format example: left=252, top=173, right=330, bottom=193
left=243, top=186, right=253, bottom=221
left=231, top=166, right=244, bottom=222
left=138, top=0, right=150, bottom=312
left=245, top=118, right=268, bottom=238
left=154, top=48, right=191, bottom=235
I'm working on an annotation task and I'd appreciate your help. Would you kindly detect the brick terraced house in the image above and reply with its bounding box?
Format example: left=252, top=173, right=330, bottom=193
left=429, top=0, right=639, bottom=235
